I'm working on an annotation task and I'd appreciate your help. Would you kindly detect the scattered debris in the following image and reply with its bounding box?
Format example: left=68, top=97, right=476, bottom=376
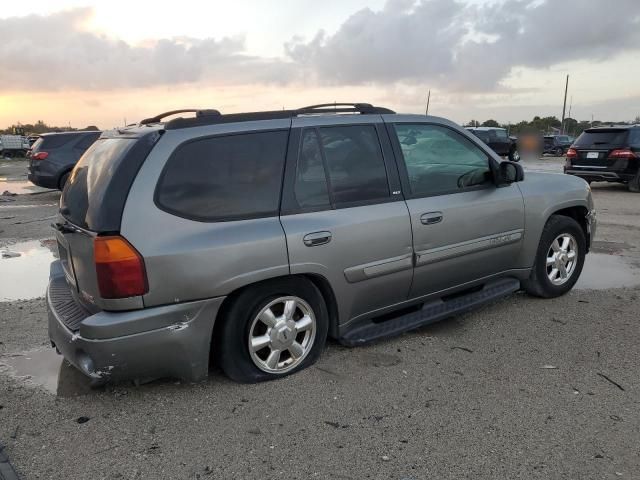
left=610, top=415, right=622, bottom=422
left=551, top=318, right=567, bottom=325
left=247, top=428, right=262, bottom=435
left=76, top=416, right=91, bottom=424
left=451, top=346, right=473, bottom=353
left=324, top=421, right=349, bottom=429
left=1, top=190, right=17, bottom=196
left=597, top=373, right=625, bottom=391
left=1, top=251, right=20, bottom=259
left=541, top=365, right=558, bottom=369
left=381, top=455, right=390, bottom=462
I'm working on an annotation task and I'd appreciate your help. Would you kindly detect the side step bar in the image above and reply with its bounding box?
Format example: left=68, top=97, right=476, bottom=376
left=340, top=278, right=520, bottom=346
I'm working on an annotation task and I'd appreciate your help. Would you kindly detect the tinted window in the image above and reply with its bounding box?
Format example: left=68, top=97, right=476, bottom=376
left=395, top=124, right=491, bottom=196
left=61, top=138, right=136, bottom=229
left=74, top=133, right=100, bottom=150
left=629, top=129, right=640, bottom=147
left=156, top=130, right=288, bottom=221
left=470, top=130, right=489, bottom=142
left=41, top=134, right=76, bottom=149
left=317, top=125, right=389, bottom=205
left=574, top=130, right=629, bottom=148
left=295, top=130, right=330, bottom=209
left=493, top=129, right=508, bottom=139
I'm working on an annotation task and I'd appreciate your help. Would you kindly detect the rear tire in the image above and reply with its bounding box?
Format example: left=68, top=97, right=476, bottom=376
left=522, top=215, right=586, bottom=298
left=58, top=172, right=71, bottom=191
left=555, top=147, right=564, bottom=156
left=216, top=277, right=328, bottom=383
left=628, top=172, right=640, bottom=193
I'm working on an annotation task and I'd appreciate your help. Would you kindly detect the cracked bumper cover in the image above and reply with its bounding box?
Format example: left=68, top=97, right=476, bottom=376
left=47, top=260, right=225, bottom=382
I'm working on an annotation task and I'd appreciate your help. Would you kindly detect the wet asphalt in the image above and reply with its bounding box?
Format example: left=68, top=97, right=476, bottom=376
left=0, top=157, right=639, bottom=479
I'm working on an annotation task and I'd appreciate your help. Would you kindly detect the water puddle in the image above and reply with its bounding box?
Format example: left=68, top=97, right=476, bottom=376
left=0, top=348, right=93, bottom=396
left=0, top=180, right=52, bottom=195
left=575, top=253, right=640, bottom=290
left=0, top=240, right=56, bottom=301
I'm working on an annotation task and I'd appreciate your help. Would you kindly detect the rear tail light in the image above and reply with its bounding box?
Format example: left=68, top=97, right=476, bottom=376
left=566, top=148, right=578, bottom=159
left=32, top=152, right=49, bottom=160
left=608, top=149, right=637, bottom=159
left=94, top=236, right=148, bottom=299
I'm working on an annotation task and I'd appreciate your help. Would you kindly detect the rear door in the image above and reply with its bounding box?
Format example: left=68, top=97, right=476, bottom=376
left=280, top=116, right=413, bottom=326
left=386, top=119, right=525, bottom=299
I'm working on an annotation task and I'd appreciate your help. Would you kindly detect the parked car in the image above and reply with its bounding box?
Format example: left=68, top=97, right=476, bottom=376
left=466, top=127, right=519, bottom=161
left=27, top=131, right=101, bottom=190
left=48, top=104, right=595, bottom=385
left=543, top=135, right=573, bottom=156
left=0, top=134, right=29, bottom=157
left=564, top=125, right=640, bottom=192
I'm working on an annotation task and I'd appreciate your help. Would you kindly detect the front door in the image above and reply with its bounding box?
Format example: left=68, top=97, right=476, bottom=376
left=387, top=121, right=525, bottom=300
left=280, top=118, right=414, bottom=326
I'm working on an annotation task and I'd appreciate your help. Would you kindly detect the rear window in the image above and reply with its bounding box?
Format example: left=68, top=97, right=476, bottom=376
left=156, top=130, right=288, bottom=221
left=574, top=130, right=629, bottom=148
left=73, top=133, right=101, bottom=150
left=60, top=138, right=136, bottom=229
left=40, top=134, right=77, bottom=149
left=493, top=129, right=508, bottom=139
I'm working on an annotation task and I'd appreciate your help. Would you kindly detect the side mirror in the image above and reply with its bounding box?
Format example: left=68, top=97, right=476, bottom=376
left=499, top=161, right=524, bottom=184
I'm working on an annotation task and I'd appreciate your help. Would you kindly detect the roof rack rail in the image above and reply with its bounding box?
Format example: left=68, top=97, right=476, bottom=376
left=295, top=103, right=395, bottom=115
left=140, top=109, right=221, bottom=125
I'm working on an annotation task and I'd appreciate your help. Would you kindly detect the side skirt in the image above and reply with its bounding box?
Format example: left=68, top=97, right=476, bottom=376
left=339, top=277, right=520, bottom=346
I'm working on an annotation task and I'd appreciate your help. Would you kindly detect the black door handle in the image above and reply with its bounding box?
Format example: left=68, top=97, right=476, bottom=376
left=303, top=231, right=332, bottom=247
left=420, top=212, right=443, bottom=225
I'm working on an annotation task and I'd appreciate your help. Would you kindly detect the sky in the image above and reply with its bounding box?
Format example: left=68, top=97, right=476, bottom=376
left=1, top=0, right=639, bottom=129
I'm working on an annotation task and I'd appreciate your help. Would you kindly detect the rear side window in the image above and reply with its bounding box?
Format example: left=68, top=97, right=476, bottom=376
left=156, top=130, right=288, bottom=221
left=574, top=130, right=629, bottom=148
left=318, top=125, right=389, bottom=205
left=493, top=129, right=508, bottom=139
left=295, top=130, right=331, bottom=209
left=61, top=138, right=136, bottom=229
left=41, top=134, right=76, bottom=149
left=74, top=133, right=100, bottom=151
left=628, top=129, right=640, bottom=147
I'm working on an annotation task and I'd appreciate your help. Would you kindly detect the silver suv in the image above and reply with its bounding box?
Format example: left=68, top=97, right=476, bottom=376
left=48, top=103, right=596, bottom=384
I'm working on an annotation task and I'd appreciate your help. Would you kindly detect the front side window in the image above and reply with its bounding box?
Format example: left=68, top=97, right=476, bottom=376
left=156, top=130, right=288, bottom=221
left=394, top=124, right=492, bottom=197
left=317, top=125, right=389, bottom=205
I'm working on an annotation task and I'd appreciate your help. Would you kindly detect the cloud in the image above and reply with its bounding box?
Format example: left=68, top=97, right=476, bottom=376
left=0, top=8, right=291, bottom=92
left=2, top=1, right=640, bottom=94
left=286, top=0, right=640, bottom=91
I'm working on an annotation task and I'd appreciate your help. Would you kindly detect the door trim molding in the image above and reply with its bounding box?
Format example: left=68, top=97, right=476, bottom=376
left=344, top=252, right=414, bottom=283
left=415, top=229, right=524, bottom=267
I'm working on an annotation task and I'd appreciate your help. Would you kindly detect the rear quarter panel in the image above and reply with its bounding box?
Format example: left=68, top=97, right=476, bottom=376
left=121, top=120, right=291, bottom=307
left=516, top=172, right=592, bottom=268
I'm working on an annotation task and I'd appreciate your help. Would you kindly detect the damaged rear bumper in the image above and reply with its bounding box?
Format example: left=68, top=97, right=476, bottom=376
left=47, top=261, right=225, bottom=383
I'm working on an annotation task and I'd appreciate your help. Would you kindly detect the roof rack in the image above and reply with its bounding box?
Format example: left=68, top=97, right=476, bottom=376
left=140, top=109, right=221, bottom=125
left=147, top=103, right=395, bottom=130
left=295, top=103, right=395, bottom=115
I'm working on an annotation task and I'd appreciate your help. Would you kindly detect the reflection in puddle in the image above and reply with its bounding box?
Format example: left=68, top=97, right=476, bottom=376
left=576, top=253, right=640, bottom=290
left=0, top=180, right=52, bottom=195
left=0, top=240, right=55, bottom=301
left=0, top=348, right=93, bottom=396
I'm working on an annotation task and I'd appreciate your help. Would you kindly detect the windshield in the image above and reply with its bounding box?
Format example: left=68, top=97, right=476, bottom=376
left=60, top=138, right=135, bottom=230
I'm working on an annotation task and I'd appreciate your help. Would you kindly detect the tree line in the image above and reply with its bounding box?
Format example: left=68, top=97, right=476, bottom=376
left=466, top=116, right=640, bottom=137
left=0, top=120, right=99, bottom=135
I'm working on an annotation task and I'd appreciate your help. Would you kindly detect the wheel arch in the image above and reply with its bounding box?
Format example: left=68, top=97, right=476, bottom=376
left=548, top=205, right=590, bottom=252
left=210, top=273, right=340, bottom=363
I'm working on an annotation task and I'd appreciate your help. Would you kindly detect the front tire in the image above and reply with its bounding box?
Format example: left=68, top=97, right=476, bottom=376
left=523, top=215, right=586, bottom=298
left=216, top=277, right=328, bottom=383
left=628, top=172, right=640, bottom=193
left=555, top=147, right=564, bottom=156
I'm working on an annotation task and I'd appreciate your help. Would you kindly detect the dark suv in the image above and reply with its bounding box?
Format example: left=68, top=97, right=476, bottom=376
left=466, top=127, right=519, bottom=161
left=543, top=135, right=573, bottom=156
left=28, top=131, right=101, bottom=190
left=564, top=125, right=640, bottom=191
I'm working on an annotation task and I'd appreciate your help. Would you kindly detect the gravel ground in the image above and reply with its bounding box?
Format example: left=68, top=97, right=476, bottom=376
left=1, top=157, right=639, bottom=479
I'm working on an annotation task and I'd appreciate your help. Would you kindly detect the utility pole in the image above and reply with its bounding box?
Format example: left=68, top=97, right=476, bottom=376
left=425, top=90, right=431, bottom=116
left=561, top=74, right=569, bottom=134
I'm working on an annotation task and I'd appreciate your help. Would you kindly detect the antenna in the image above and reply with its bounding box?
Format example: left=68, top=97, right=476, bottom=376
left=561, top=74, right=569, bottom=134
left=425, top=90, right=431, bottom=116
